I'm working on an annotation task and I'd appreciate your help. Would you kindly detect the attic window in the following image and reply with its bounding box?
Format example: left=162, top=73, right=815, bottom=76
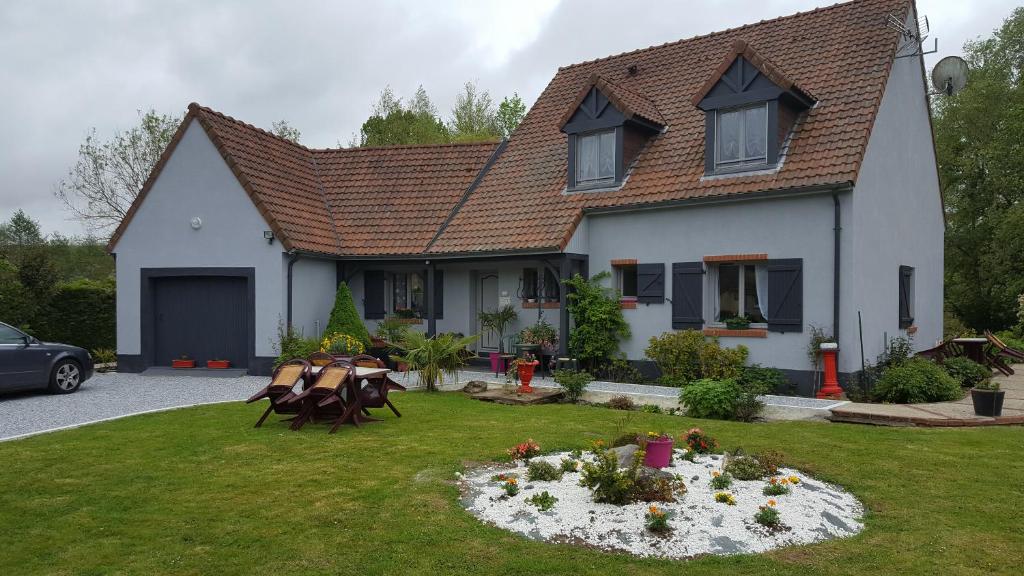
left=576, top=130, right=616, bottom=183
left=715, top=104, right=768, bottom=170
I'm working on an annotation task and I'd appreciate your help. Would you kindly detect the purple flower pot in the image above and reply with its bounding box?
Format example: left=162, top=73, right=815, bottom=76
left=643, top=438, right=673, bottom=469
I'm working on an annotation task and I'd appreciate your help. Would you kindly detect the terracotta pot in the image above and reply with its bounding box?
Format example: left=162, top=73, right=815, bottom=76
left=206, top=360, right=230, bottom=369
left=171, top=359, right=195, bottom=369
left=643, top=438, right=674, bottom=469
left=517, top=360, right=540, bottom=393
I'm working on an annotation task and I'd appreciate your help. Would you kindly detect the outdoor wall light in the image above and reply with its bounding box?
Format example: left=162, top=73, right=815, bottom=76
left=190, top=216, right=202, bottom=230
left=264, top=230, right=274, bottom=244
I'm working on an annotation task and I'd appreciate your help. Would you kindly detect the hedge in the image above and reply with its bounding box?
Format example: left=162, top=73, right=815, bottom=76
left=34, top=279, right=116, bottom=352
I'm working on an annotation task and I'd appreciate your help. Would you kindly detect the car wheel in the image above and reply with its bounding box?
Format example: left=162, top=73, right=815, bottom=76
left=49, top=359, right=82, bottom=394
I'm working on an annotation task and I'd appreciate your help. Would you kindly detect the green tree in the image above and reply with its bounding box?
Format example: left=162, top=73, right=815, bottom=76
left=495, top=93, right=527, bottom=139
left=0, top=209, right=44, bottom=248
left=270, top=120, right=302, bottom=143
left=935, top=7, right=1024, bottom=331
left=57, top=109, right=181, bottom=234
left=449, top=81, right=500, bottom=142
left=0, top=259, right=36, bottom=330
left=324, top=282, right=372, bottom=347
left=357, top=86, right=451, bottom=146
left=563, top=272, right=630, bottom=370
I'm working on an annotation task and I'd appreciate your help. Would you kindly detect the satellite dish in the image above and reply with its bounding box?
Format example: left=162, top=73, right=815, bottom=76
left=931, top=56, right=969, bottom=96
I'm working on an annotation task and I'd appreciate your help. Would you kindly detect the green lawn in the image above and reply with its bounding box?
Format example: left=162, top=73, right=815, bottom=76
left=1, top=393, right=1021, bottom=576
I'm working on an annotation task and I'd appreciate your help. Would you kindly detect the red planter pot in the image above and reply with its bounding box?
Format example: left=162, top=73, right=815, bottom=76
left=517, top=360, right=540, bottom=393
left=643, top=438, right=674, bottom=469
left=171, top=359, right=195, bottom=369
left=206, top=360, right=231, bottom=369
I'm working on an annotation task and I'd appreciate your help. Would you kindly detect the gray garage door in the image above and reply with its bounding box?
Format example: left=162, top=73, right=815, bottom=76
left=151, top=276, right=249, bottom=368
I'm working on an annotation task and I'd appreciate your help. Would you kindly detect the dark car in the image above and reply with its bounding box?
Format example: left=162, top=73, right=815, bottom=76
left=0, top=322, right=93, bottom=394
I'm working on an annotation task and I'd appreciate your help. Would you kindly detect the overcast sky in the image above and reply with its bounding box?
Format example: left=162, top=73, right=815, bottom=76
left=0, top=0, right=1015, bottom=237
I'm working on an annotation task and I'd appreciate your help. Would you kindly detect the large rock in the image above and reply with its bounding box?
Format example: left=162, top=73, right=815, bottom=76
left=640, top=466, right=676, bottom=481
left=462, top=381, right=488, bottom=394
left=610, top=444, right=640, bottom=468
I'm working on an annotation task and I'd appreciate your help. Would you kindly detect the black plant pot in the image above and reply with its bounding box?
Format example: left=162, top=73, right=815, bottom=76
left=970, top=388, right=1005, bottom=417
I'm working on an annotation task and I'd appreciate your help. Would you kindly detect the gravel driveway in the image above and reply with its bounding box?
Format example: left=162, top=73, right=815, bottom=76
left=0, top=372, right=265, bottom=442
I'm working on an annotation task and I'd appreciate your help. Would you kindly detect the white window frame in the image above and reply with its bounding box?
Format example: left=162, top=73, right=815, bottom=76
left=613, top=263, right=638, bottom=300
left=575, top=129, right=616, bottom=184
left=714, top=103, right=769, bottom=171
left=708, top=262, right=768, bottom=327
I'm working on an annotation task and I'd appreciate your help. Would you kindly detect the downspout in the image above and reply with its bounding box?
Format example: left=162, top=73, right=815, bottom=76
left=286, top=252, right=300, bottom=328
left=832, top=192, right=841, bottom=343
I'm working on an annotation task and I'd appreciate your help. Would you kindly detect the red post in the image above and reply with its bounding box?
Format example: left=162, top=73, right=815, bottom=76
left=817, top=342, right=843, bottom=399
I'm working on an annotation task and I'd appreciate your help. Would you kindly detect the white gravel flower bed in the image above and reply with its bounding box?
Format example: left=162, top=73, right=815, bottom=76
left=459, top=450, right=864, bottom=559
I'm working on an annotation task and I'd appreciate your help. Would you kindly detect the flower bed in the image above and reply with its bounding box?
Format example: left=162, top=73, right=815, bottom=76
left=459, top=447, right=864, bottom=559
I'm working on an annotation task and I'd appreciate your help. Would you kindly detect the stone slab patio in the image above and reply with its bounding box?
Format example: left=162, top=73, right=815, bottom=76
left=829, top=369, right=1024, bottom=427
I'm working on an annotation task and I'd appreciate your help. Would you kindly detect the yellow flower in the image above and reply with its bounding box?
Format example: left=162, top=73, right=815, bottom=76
left=780, top=478, right=789, bottom=485
left=768, top=499, right=777, bottom=507
left=507, top=478, right=517, bottom=485
left=712, top=471, right=721, bottom=477
left=788, top=475, right=800, bottom=484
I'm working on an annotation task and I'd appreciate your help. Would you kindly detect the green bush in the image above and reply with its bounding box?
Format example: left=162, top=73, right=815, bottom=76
left=942, top=357, right=992, bottom=388
left=679, top=379, right=740, bottom=420
left=595, top=356, right=645, bottom=383
left=645, top=330, right=748, bottom=384
left=579, top=449, right=640, bottom=505
left=553, top=369, right=592, bottom=403
left=737, top=364, right=788, bottom=396
left=274, top=322, right=320, bottom=368
left=33, top=278, right=115, bottom=351
left=872, top=357, right=963, bottom=404
left=325, top=282, right=371, bottom=348
left=526, top=460, right=563, bottom=482
left=606, top=395, right=635, bottom=411
left=564, top=272, right=630, bottom=370
left=733, top=392, right=764, bottom=422
left=724, top=453, right=766, bottom=480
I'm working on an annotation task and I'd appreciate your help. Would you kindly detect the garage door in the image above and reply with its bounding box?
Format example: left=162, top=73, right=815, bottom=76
left=151, top=276, right=249, bottom=368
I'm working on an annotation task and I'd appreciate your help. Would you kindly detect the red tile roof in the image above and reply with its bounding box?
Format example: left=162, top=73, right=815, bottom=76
left=427, top=0, right=909, bottom=254
left=110, top=0, right=910, bottom=258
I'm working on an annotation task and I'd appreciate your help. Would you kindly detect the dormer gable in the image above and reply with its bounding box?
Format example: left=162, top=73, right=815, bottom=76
left=560, top=75, right=663, bottom=191
left=693, top=41, right=815, bottom=176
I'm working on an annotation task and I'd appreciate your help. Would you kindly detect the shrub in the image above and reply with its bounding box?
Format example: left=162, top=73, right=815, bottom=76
left=942, top=357, right=992, bottom=388
left=526, top=491, right=558, bottom=511
left=607, top=395, right=635, bottom=411
left=33, top=278, right=116, bottom=352
left=579, top=448, right=641, bottom=505
left=640, top=404, right=663, bottom=414
left=90, top=348, right=116, bottom=365
left=391, top=331, right=478, bottom=391
left=682, top=428, right=718, bottom=454
left=645, top=330, right=748, bottom=383
left=595, top=356, right=645, bottom=384
left=701, top=342, right=749, bottom=380
left=553, top=369, right=592, bottom=403
left=733, top=392, right=764, bottom=422
left=724, top=452, right=766, bottom=480
left=274, top=322, right=321, bottom=368
left=710, top=471, right=733, bottom=490
left=526, top=460, right=563, bottom=482
left=754, top=503, right=781, bottom=527
left=325, top=282, right=371, bottom=348
left=633, top=474, right=686, bottom=503
left=763, top=478, right=791, bottom=496
left=559, top=457, right=579, bottom=473
left=872, top=357, right=963, bottom=403
left=507, top=439, right=541, bottom=461
left=755, top=450, right=785, bottom=476
left=501, top=477, right=519, bottom=497
left=564, top=272, right=631, bottom=370
left=374, top=316, right=408, bottom=345
left=680, top=378, right=740, bottom=420
left=645, top=505, right=671, bottom=533
left=738, top=364, right=788, bottom=396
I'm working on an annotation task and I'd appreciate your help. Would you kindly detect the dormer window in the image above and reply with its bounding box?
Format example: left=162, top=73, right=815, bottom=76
left=693, top=41, right=815, bottom=177
left=560, top=75, right=665, bottom=192
left=576, top=130, right=616, bottom=184
left=715, top=103, right=768, bottom=171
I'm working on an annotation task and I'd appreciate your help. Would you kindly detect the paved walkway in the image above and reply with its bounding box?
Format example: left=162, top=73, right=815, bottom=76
left=0, top=372, right=264, bottom=442
left=829, top=370, right=1024, bottom=427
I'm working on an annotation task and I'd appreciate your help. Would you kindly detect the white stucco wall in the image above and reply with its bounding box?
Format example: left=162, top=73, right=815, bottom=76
left=112, top=119, right=286, bottom=359
left=290, top=256, right=337, bottom=343
left=585, top=194, right=844, bottom=374
left=844, top=22, right=944, bottom=370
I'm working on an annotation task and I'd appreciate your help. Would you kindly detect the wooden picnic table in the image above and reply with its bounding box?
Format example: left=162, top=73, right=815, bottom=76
left=953, top=337, right=989, bottom=364
left=309, top=365, right=389, bottom=379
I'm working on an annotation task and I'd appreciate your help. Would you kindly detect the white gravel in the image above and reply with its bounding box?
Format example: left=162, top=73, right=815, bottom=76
left=0, top=372, right=264, bottom=441
left=460, top=450, right=864, bottom=559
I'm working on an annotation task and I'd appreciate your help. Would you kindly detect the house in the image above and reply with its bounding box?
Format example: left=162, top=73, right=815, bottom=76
left=108, top=0, right=943, bottom=394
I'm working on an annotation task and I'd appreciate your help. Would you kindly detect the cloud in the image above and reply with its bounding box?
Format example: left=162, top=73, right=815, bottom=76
left=0, top=0, right=1015, bottom=235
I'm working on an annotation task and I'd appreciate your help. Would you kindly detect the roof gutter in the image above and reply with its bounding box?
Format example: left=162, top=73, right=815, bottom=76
left=286, top=252, right=300, bottom=328
left=581, top=182, right=854, bottom=216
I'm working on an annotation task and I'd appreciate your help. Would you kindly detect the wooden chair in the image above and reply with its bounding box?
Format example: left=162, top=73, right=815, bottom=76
left=308, top=351, right=335, bottom=367
left=916, top=339, right=963, bottom=363
left=350, top=354, right=404, bottom=419
left=983, top=331, right=1019, bottom=376
left=986, top=331, right=1024, bottom=362
left=287, top=360, right=353, bottom=431
left=245, top=359, right=309, bottom=428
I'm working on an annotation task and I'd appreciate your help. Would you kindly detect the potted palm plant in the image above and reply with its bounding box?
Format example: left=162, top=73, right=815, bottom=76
left=971, top=379, right=1005, bottom=417
left=479, top=304, right=518, bottom=373
left=390, top=331, right=479, bottom=391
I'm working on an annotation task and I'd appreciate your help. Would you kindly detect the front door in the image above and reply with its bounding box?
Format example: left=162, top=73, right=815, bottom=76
left=477, top=272, right=499, bottom=351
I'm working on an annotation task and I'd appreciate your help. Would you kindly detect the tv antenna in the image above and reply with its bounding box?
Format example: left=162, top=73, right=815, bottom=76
left=887, top=11, right=937, bottom=58
left=930, top=56, right=969, bottom=96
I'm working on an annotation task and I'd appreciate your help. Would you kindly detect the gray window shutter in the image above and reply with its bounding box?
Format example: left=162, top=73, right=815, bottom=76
left=364, top=271, right=387, bottom=319
left=434, top=270, right=444, bottom=320
left=899, top=266, right=913, bottom=329
left=637, top=263, right=665, bottom=304
left=671, top=262, right=704, bottom=329
left=767, top=259, right=802, bottom=333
